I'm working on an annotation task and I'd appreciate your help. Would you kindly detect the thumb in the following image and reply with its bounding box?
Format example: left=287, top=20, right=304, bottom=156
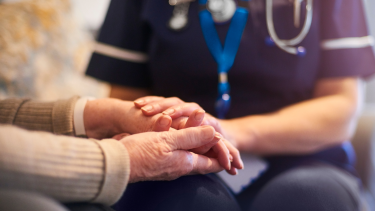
left=166, top=125, right=216, bottom=150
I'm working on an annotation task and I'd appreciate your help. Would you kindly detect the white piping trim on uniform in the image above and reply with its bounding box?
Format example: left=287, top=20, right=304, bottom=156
left=321, top=36, right=374, bottom=50
left=94, top=42, right=149, bottom=63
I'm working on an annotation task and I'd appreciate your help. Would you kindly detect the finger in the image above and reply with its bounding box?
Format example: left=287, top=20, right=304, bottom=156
left=190, top=132, right=221, bottom=154
left=226, top=166, right=238, bottom=175
left=134, top=96, right=165, bottom=108
left=201, top=139, right=231, bottom=171
left=112, top=133, right=131, bottom=140
left=211, top=140, right=231, bottom=171
left=223, top=139, right=244, bottom=169
left=171, top=116, right=188, bottom=130
left=164, top=125, right=216, bottom=150
left=140, top=97, right=184, bottom=116
left=168, top=151, right=223, bottom=179
left=162, top=103, right=201, bottom=119
left=152, top=114, right=172, bottom=132
left=184, top=109, right=205, bottom=128
left=189, top=152, right=224, bottom=175
left=200, top=116, right=223, bottom=135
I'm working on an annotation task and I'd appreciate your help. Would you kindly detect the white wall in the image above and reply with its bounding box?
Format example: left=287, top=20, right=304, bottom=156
left=363, top=0, right=375, bottom=103
left=70, top=0, right=110, bottom=32
left=1, top=0, right=110, bottom=32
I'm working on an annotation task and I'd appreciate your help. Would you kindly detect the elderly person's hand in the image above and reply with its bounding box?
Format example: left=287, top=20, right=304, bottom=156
left=134, top=96, right=244, bottom=175
left=119, top=125, right=225, bottom=182
left=83, top=98, right=236, bottom=173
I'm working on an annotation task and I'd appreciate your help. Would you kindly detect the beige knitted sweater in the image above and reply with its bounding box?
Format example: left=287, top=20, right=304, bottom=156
left=0, top=97, right=130, bottom=205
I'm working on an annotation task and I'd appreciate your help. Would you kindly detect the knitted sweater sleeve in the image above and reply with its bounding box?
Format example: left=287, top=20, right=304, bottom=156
left=0, top=97, right=130, bottom=205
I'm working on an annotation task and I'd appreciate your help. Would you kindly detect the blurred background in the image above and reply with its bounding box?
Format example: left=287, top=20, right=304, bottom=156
left=0, top=0, right=111, bottom=101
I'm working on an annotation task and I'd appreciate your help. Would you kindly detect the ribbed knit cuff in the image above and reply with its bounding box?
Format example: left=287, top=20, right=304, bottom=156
left=0, top=97, right=79, bottom=136
left=52, top=96, right=80, bottom=135
left=92, top=139, right=130, bottom=205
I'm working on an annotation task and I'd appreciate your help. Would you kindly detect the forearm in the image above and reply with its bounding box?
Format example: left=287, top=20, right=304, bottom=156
left=221, top=78, right=363, bottom=155
left=0, top=125, right=129, bottom=205
left=222, top=96, right=359, bottom=155
left=0, top=97, right=79, bottom=136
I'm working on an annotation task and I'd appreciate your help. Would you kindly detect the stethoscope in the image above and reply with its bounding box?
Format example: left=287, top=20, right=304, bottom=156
left=168, top=0, right=313, bottom=118
left=169, top=0, right=313, bottom=56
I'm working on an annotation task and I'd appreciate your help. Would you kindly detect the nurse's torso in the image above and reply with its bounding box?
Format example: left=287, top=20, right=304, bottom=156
left=142, top=0, right=321, bottom=118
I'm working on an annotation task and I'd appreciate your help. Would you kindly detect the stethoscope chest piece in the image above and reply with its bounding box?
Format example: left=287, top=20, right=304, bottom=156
left=207, top=0, right=236, bottom=23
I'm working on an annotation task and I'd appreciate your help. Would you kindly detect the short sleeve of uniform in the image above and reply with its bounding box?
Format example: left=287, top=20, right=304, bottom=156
left=318, top=0, right=375, bottom=79
left=85, top=0, right=151, bottom=88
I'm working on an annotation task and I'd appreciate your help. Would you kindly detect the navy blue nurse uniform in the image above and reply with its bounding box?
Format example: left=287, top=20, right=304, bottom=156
left=87, top=0, right=375, bottom=210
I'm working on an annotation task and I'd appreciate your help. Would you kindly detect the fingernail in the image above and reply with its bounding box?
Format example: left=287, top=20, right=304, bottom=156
left=235, top=169, right=238, bottom=175
left=194, top=109, right=205, bottom=121
left=214, top=133, right=222, bottom=140
left=229, top=154, right=233, bottom=162
left=215, top=132, right=223, bottom=138
left=142, top=105, right=153, bottom=112
left=159, top=116, right=171, bottom=126
left=134, top=99, right=144, bottom=104
left=227, top=160, right=232, bottom=171
left=163, top=109, right=175, bottom=115
left=201, top=125, right=212, bottom=129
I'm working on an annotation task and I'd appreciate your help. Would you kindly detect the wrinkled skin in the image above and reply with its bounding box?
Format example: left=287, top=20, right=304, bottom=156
left=119, top=126, right=225, bottom=182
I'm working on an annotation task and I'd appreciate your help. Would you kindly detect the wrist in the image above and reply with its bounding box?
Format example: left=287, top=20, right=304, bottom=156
left=218, top=119, right=256, bottom=152
left=217, top=119, right=238, bottom=147
left=84, top=99, right=133, bottom=139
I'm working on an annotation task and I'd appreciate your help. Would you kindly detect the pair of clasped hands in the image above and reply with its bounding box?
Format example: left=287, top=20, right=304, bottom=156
left=84, top=96, right=244, bottom=183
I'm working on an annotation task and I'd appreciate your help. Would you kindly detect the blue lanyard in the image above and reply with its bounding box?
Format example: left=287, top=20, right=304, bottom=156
left=199, top=1, right=248, bottom=119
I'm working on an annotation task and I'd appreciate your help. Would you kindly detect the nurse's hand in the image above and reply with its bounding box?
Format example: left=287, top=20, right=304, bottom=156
left=134, top=96, right=224, bottom=133
left=134, top=96, right=244, bottom=174
left=84, top=98, right=171, bottom=139
left=84, top=98, right=235, bottom=173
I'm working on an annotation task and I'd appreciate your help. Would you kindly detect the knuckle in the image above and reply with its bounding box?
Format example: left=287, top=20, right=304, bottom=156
left=165, top=152, right=193, bottom=180
left=179, top=151, right=194, bottom=174
left=152, top=103, right=161, bottom=111
left=191, top=102, right=199, bottom=107
left=156, top=132, right=172, bottom=145
left=232, top=147, right=240, bottom=156
left=171, top=97, right=183, bottom=104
